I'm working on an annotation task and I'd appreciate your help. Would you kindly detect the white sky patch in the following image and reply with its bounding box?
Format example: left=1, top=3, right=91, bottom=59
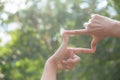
left=97, top=0, right=108, bottom=10
left=67, top=4, right=73, bottom=13
left=37, top=0, right=47, bottom=9
left=79, top=2, right=89, bottom=9
left=107, top=6, right=117, bottom=16
left=1, top=13, right=8, bottom=20
left=4, top=0, right=27, bottom=14
left=0, top=0, right=29, bottom=46
left=0, top=28, right=12, bottom=46
left=0, top=0, right=6, bottom=2
left=60, top=0, right=66, bottom=3
left=0, top=22, right=22, bottom=46
left=26, top=1, right=33, bottom=8
left=67, top=8, right=73, bottom=13
left=4, top=3, right=17, bottom=14
left=7, top=22, right=22, bottom=31
left=50, top=1, right=55, bottom=10
left=0, top=20, right=2, bottom=24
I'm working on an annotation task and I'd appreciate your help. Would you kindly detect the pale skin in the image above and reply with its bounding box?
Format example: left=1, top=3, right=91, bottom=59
left=41, top=34, right=94, bottom=80
left=41, top=14, right=120, bottom=80
left=64, top=14, right=120, bottom=50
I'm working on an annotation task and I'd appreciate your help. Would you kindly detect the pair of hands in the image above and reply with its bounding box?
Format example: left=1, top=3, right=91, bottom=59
left=48, top=14, right=117, bottom=71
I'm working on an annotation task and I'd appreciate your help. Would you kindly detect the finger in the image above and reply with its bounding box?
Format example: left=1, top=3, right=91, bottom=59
left=84, top=22, right=90, bottom=29
left=88, top=19, right=92, bottom=23
left=65, top=65, right=73, bottom=70
left=69, top=51, right=74, bottom=59
left=62, top=33, right=69, bottom=46
left=68, top=48, right=95, bottom=54
left=62, top=60, right=73, bottom=70
left=58, top=33, right=68, bottom=51
left=91, top=37, right=97, bottom=52
left=54, top=34, right=68, bottom=59
left=61, top=60, right=71, bottom=70
left=57, top=62, right=64, bottom=70
left=71, top=55, right=81, bottom=63
left=64, top=29, right=90, bottom=35
left=91, top=14, right=99, bottom=18
left=66, top=57, right=80, bottom=69
left=62, top=56, right=80, bottom=70
left=64, top=55, right=80, bottom=63
left=63, top=60, right=75, bottom=70
left=62, top=60, right=67, bottom=64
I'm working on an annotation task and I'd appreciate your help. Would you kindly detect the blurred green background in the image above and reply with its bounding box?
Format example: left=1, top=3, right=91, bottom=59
left=0, top=0, right=120, bottom=80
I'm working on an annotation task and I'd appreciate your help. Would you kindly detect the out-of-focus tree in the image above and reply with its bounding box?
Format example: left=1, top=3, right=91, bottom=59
left=0, top=0, right=120, bottom=80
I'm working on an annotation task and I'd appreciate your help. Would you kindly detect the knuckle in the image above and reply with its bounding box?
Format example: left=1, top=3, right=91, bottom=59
left=62, top=31, right=67, bottom=35
left=92, top=14, right=100, bottom=20
left=88, top=23, right=93, bottom=27
left=90, top=18, right=95, bottom=22
left=91, top=50, right=95, bottom=54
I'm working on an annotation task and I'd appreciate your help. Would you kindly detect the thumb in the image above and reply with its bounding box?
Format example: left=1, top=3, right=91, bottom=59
left=62, top=33, right=69, bottom=46
left=53, top=34, right=69, bottom=60
left=91, top=36, right=98, bottom=52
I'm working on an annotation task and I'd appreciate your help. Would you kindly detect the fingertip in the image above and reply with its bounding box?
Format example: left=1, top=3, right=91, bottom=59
left=74, top=59, right=81, bottom=63
left=91, top=39, right=97, bottom=53
left=62, top=30, right=67, bottom=36
left=90, top=48, right=96, bottom=53
left=92, top=45, right=96, bottom=52
left=62, top=31, right=69, bottom=44
left=84, top=22, right=90, bottom=30
left=72, top=57, right=81, bottom=63
left=91, top=13, right=98, bottom=17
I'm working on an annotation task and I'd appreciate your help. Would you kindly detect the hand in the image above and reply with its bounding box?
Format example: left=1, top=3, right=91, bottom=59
left=84, top=14, right=117, bottom=49
left=41, top=33, right=95, bottom=80
left=57, top=53, right=80, bottom=70
left=64, top=14, right=117, bottom=50
left=48, top=33, right=94, bottom=71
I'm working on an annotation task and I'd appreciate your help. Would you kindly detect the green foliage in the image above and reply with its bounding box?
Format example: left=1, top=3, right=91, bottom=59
left=0, top=0, right=120, bottom=80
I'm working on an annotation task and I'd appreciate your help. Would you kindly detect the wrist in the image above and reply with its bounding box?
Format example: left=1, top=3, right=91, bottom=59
left=46, top=57, right=58, bottom=71
left=111, top=20, right=120, bottom=38
left=41, top=57, right=58, bottom=80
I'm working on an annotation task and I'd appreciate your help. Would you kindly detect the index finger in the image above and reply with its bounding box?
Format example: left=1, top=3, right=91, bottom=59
left=64, top=29, right=90, bottom=35
left=68, top=48, right=95, bottom=54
